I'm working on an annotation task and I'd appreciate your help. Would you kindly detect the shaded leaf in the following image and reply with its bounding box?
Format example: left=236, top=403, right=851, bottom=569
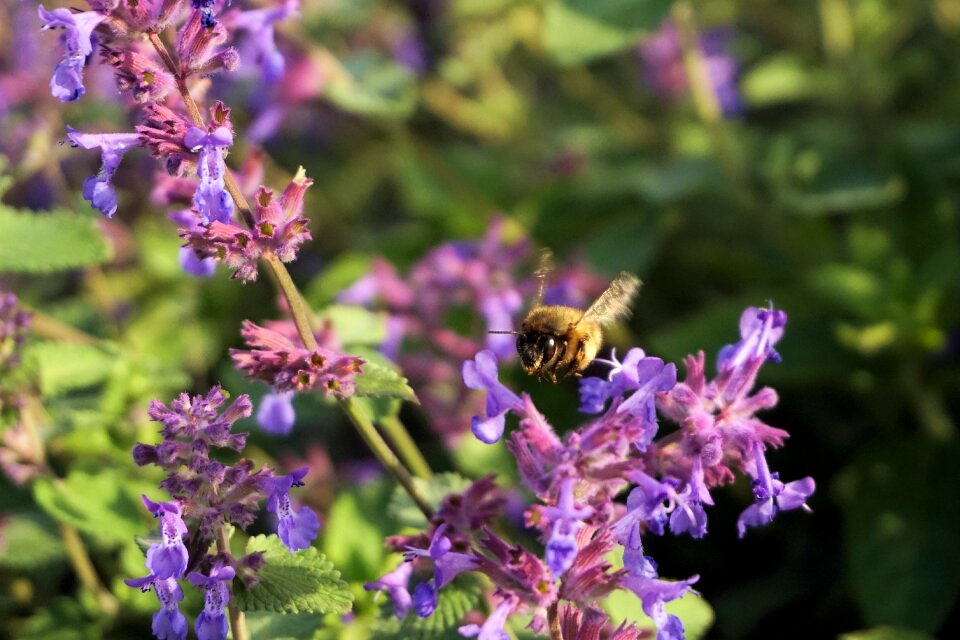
left=542, top=0, right=671, bottom=65
left=326, top=53, right=417, bottom=119
left=0, top=512, right=67, bottom=571
left=22, top=342, right=118, bottom=397
left=246, top=611, right=326, bottom=640
left=235, top=535, right=353, bottom=615
left=355, top=359, right=418, bottom=404
left=0, top=208, right=110, bottom=273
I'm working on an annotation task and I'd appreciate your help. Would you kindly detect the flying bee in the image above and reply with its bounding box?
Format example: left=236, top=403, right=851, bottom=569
left=491, top=250, right=641, bottom=382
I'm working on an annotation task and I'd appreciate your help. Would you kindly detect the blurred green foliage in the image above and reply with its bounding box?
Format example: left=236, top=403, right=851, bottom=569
left=2, top=0, right=960, bottom=638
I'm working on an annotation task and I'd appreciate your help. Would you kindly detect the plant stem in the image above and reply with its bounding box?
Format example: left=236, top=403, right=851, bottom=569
left=547, top=601, right=563, bottom=640
left=340, top=397, right=435, bottom=519
left=379, top=415, right=433, bottom=480
left=215, top=525, right=249, bottom=640
left=60, top=522, right=119, bottom=617
left=25, top=308, right=101, bottom=345
left=147, top=30, right=435, bottom=519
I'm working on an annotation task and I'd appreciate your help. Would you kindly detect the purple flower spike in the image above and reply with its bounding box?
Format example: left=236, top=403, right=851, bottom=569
left=66, top=127, right=142, bottom=218
left=257, top=391, right=296, bottom=435
left=463, top=350, right=524, bottom=444
left=124, top=574, right=188, bottom=640
left=185, top=126, right=235, bottom=224
left=543, top=478, right=594, bottom=577
left=262, top=467, right=321, bottom=552
left=189, top=562, right=236, bottom=640
left=737, top=442, right=815, bottom=538
left=142, top=496, right=189, bottom=580
left=364, top=561, right=413, bottom=619
left=718, top=304, right=788, bottom=373
left=38, top=5, right=105, bottom=102
left=459, top=597, right=515, bottom=640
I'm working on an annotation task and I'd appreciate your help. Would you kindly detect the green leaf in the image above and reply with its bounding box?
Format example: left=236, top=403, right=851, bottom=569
left=321, top=305, right=388, bottom=347
left=0, top=512, right=67, bottom=571
left=839, top=437, right=960, bottom=632
left=0, top=207, right=110, bottom=273
left=246, top=611, right=326, bottom=640
left=322, top=479, right=393, bottom=577
left=355, top=359, right=418, bottom=404
left=22, top=342, right=118, bottom=397
left=235, top=535, right=353, bottom=615
left=387, top=472, right=473, bottom=529
left=542, top=0, right=671, bottom=65
left=326, top=53, right=417, bottom=119
left=31, top=469, right=151, bottom=546
left=371, top=575, right=485, bottom=640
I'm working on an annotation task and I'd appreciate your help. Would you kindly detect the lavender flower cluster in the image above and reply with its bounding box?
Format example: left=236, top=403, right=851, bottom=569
left=39, top=0, right=308, bottom=280
left=128, top=386, right=320, bottom=640
left=367, top=305, right=814, bottom=639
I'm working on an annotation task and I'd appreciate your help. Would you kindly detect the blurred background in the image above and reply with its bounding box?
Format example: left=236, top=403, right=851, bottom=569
left=1, top=1, right=959, bottom=639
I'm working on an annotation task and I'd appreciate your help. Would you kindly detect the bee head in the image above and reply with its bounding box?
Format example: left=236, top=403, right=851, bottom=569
left=517, top=331, right=557, bottom=373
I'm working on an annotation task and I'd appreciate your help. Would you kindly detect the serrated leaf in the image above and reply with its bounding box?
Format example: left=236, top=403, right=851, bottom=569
left=22, top=341, right=118, bottom=396
left=371, top=575, right=485, bottom=640
left=0, top=207, right=110, bottom=273
left=246, top=611, right=326, bottom=640
left=355, top=359, right=418, bottom=404
left=388, top=472, right=473, bottom=529
left=235, top=535, right=353, bottom=615
left=31, top=469, right=150, bottom=546
left=0, top=512, right=67, bottom=571
left=542, top=0, right=671, bottom=65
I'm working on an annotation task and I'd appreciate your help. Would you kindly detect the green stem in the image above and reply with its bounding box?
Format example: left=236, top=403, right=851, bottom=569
left=148, top=29, right=435, bottom=521
left=24, top=308, right=100, bottom=345
left=379, top=415, right=433, bottom=480
left=60, top=522, right=119, bottom=617
left=340, top=398, right=435, bottom=519
left=216, top=525, right=248, bottom=640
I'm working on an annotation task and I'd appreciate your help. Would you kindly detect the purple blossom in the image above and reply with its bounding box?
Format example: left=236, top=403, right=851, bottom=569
left=458, top=596, right=515, bottom=640
left=188, top=562, right=236, bottom=640
left=737, top=441, right=815, bottom=538
left=179, top=246, right=216, bottom=277
left=38, top=5, right=106, bottom=102
left=142, top=496, right=189, bottom=580
left=185, top=126, right=235, bottom=224
left=364, top=561, right=413, bottom=619
left=261, top=466, right=321, bottom=552
left=66, top=127, right=142, bottom=218
left=543, top=478, right=594, bottom=577
left=717, top=304, right=788, bottom=373
left=257, top=391, right=296, bottom=435
left=227, top=0, right=298, bottom=85
left=124, top=575, right=188, bottom=640
left=621, top=574, right=699, bottom=640
left=405, top=524, right=478, bottom=616
left=462, top=350, right=524, bottom=444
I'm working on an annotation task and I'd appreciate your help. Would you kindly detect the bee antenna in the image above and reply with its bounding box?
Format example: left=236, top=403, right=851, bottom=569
left=488, top=330, right=519, bottom=335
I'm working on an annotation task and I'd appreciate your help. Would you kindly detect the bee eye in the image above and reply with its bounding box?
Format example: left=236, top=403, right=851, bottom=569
left=541, top=336, right=556, bottom=362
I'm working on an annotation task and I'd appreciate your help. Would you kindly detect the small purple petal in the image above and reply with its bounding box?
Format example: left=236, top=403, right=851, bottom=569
left=256, top=391, right=296, bottom=435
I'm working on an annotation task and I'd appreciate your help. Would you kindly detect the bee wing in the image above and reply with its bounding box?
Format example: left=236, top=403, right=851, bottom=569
left=581, top=271, right=642, bottom=325
left=531, top=248, right=556, bottom=309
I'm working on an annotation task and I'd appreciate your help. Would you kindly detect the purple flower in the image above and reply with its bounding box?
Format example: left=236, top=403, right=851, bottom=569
left=179, top=246, right=217, bottom=278
left=184, top=126, right=235, bottom=224
left=717, top=304, right=787, bottom=373
left=622, top=573, right=699, bottom=640
left=261, top=467, right=321, bottom=552
left=364, top=561, right=413, bottom=619
left=124, top=574, right=188, bottom=640
left=257, top=391, right=296, bottom=435
left=188, top=562, right=236, bottom=640
left=462, top=350, right=524, bottom=444
left=38, top=5, right=105, bottom=102
left=227, top=0, right=298, bottom=85
left=737, top=442, right=815, bottom=538
left=66, top=127, right=142, bottom=218
left=405, top=524, right=478, bottom=616
left=542, top=478, right=593, bottom=577
left=142, top=496, right=189, bottom=580
left=458, top=596, right=515, bottom=640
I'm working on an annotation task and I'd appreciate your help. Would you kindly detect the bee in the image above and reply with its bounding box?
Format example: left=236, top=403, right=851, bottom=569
left=492, top=250, right=641, bottom=382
